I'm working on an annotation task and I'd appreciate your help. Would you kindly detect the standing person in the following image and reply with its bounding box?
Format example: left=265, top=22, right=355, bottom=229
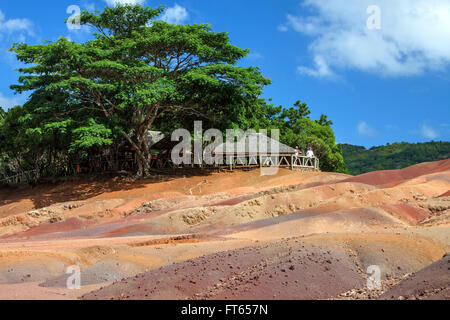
left=306, top=146, right=315, bottom=167
left=294, top=146, right=302, bottom=166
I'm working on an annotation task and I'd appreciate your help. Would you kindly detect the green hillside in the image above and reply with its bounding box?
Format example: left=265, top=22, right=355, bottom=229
left=340, top=141, right=450, bottom=176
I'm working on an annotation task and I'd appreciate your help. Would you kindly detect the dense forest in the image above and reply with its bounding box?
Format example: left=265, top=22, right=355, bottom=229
left=0, top=4, right=346, bottom=185
left=341, top=141, right=450, bottom=175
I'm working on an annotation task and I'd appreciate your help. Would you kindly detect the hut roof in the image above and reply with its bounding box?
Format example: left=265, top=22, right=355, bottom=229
left=214, top=133, right=295, bottom=155
left=151, top=135, right=179, bottom=152
left=147, top=131, right=165, bottom=148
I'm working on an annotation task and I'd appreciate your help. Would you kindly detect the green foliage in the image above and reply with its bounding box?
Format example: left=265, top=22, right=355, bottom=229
left=78, top=4, right=165, bottom=36
left=0, top=105, right=46, bottom=179
left=341, top=141, right=450, bottom=175
left=70, top=119, right=113, bottom=157
left=10, top=3, right=269, bottom=176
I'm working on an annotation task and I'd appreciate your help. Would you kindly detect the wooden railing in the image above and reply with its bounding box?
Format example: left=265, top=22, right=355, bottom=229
left=291, top=155, right=320, bottom=172
left=0, top=169, right=40, bottom=185
left=154, top=154, right=320, bottom=172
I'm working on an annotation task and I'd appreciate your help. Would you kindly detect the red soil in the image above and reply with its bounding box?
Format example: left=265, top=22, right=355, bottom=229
left=342, top=159, right=450, bottom=187
left=82, top=239, right=366, bottom=300
left=0, top=160, right=449, bottom=300
left=0, top=169, right=333, bottom=221
left=379, top=204, right=431, bottom=225
left=439, top=190, right=450, bottom=197
left=380, top=254, right=450, bottom=300
left=2, top=217, right=96, bottom=240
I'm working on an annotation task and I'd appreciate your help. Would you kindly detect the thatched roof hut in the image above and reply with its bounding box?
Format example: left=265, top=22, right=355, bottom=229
left=214, top=132, right=295, bottom=156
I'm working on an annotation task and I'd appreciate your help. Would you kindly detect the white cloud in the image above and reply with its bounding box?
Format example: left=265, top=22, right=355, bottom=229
left=104, top=0, right=146, bottom=6
left=282, top=0, right=450, bottom=77
left=357, top=121, right=377, bottom=137
left=298, top=55, right=334, bottom=77
left=277, top=25, right=289, bottom=32
left=421, top=124, right=439, bottom=139
left=160, top=5, right=189, bottom=24
left=0, top=92, right=20, bottom=110
left=0, top=9, right=33, bottom=41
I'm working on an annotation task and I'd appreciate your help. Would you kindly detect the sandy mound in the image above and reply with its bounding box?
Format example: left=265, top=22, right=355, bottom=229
left=81, top=229, right=448, bottom=300
left=0, top=169, right=345, bottom=239
left=380, top=253, right=450, bottom=300
left=439, top=190, right=450, bottom=197
left=218, top=207, right=401, bottom=241
left=0, top=159, right=449, bottom=300
left=40, top=261, right=144, bottom=288
left=81, top=239, right=366, bottom=300
left=341, top=159, right=450, bottom=187
left=0, top=252, right=72, bottom=284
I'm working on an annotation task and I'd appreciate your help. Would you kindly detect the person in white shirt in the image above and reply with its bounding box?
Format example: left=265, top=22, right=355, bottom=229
left=306, top=146, right=314, bottom=166
left=294, top=146, right=301, bottom=157
left=294, top=146, right=302, bottom=165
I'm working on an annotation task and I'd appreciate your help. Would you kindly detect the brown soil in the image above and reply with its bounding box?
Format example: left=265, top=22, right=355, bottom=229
left=0, top=160, right=449, bottom=300
left=439, top=190, right=450, bottom=197
left=341, top=159, right=450, bottom=187
left=379, top=253, right=450, bottom=300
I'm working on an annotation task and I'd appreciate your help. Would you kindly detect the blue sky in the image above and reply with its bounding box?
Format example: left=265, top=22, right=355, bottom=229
left=0, top=0, right=449, bottom=148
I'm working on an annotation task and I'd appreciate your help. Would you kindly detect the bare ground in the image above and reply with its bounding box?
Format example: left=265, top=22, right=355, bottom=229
left=0, top=160, right=449, bottom=300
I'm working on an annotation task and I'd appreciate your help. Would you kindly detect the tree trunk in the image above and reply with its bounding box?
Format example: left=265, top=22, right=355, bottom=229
left=134, top=144, right=151, bottom=177
left=123, top=109, right=158, bottom=177
left=136, top=156, right=144, bottom=177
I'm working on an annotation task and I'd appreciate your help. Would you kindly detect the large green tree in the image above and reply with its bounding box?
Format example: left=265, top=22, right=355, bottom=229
left=11, top=4, right=269, bottom=176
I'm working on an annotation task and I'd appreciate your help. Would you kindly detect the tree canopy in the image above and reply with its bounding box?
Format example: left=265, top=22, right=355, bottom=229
left=10, top=3, right=269, bottom=176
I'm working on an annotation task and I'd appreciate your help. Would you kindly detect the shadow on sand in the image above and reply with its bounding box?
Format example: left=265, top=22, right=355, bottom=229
left=0, top=168, right=217, bottom=211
